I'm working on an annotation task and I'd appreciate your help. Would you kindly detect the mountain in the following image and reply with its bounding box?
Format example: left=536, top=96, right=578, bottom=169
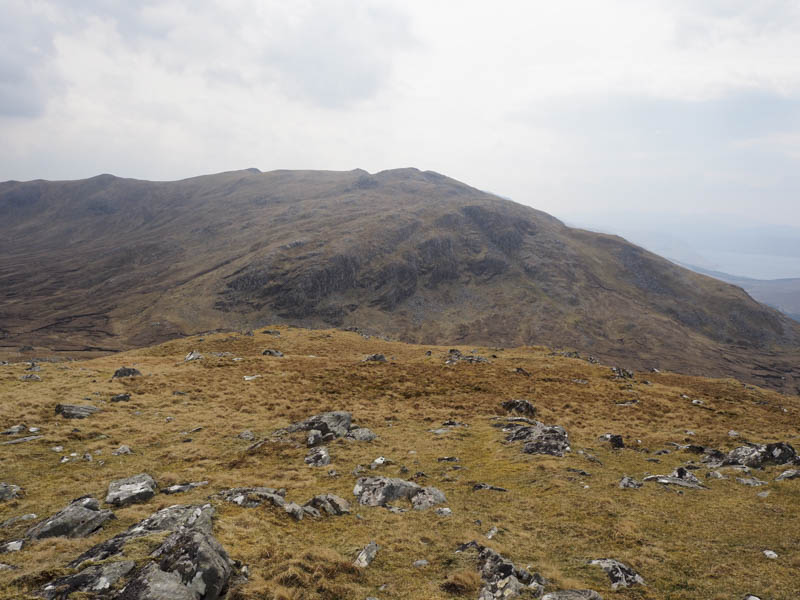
left=680, top=263, right=800, bottom=324
left=1, top=328, right=799, bottom=599
left=1, top=168, right=799, bottom=392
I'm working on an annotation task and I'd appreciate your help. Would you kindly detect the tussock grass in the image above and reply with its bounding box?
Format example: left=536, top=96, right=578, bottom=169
left=0, top=327, right=799, bottom=598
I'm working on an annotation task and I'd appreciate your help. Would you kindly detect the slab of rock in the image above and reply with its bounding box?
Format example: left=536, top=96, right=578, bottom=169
left=619, top=477, right=642, bottom=489
left=542, top=592, right=603, bottom=600
left=163, top=481, right=209, bottom=495
left=25, top=496, right=114, bottom=540
left=105, top=473, right=157, bottom=506
left=589, top=558, right=644, bottom=589
left=184, top=350, right=203, bottom=361
left=305, top=446, right=331, bottom=467
left=0, top=483, right=21, bottom=501
left=262, top=348, right=284, bottom=357
left=501, top=399, right=536, bottom=417
left=353, top=477, right=446, bottom=510
left=776, top=469, right=800, bottom=481
left=354, top=541, right=379, bottom=567
left=503, top=420, right=571, bottom=456
left=55, top=404, right=100, bottom=419
left=1, top=435, right=43, bottom=445
left=346, top=427, right=377, bottom=442
left=39, top=560, right=136, bottom=599
left=112, top=366, right=142, bottom=379
left=111, top=393, right=131, bottom=402
left=473, top=483, right=507, bottom=492
left=304, top=494, right=350, bottom=516
left=216, top=487, right=286, bottom=508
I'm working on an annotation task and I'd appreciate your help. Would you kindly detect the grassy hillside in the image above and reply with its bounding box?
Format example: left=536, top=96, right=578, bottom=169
left=1, top=327, right=798, bottom=599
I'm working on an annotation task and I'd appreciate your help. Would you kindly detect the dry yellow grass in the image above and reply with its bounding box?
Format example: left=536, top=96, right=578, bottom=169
left=0, top=326, right=799, bottom=599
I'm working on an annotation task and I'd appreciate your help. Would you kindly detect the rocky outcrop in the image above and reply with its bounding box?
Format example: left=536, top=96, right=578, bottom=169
left=39, top=560, right=135, bottom=599
left=501, top=419, right=571, bottom=456
left=345, top=427, right=377, bottom=442
left=353, top=477, right=446, bottom=510
left=55, top=404, right=100, bottom=419
left=704, top=442, right=797, bottom=469
left=105, top=473, right=158, bottom=506
left=589, top=558, right=644, bottom=589
left=284, top=411, right=352, bottom=439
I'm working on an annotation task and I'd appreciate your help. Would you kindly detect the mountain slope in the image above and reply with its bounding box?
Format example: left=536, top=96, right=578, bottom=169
left=1, top=168, right=799, bottom=391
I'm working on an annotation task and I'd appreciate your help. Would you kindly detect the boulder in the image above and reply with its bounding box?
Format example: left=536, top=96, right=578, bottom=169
left=112, top=366, right=142, bottom=379
left=39, top=560, right=136, bottom=599
left=354, top=541, right=379, bottom=567
left=619, top=477, right=642, bottom=489
left=707, top=442, right=797, bottom=469
left=25, top=496, right=114, bottom=540
left=346, top=427, right=377, bottom=442
left=304, top=494, right=350, bottom=516
left=353, top=477, right=446, bottom=510
left=216, top=487, right=285, bottom=508
left=305, top=446, right=331, bottom=467
left=501, top=399, right=536, bottom=417
left=589, top=558, right=644, bottom=589
left=55, top=404, right=100, bottom=419
left=0, top=483, right=21, bottom=501
left=285, top=411, right=352, bottom=438
left=503, top=420, right=571, bottom=456
left=105, top=473, right=158, bottom=506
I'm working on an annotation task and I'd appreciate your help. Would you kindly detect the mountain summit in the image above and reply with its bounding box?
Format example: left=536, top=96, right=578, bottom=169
left=1, top=168, right=798, bottom=391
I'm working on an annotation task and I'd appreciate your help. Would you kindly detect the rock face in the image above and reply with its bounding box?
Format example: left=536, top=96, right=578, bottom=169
left=501, top=399, right=537, bottom=417
left=25, top=496, right=114, bottom=540
left=105, top=473, right=158, bottom=506
left=354, top=541, right=379, bottom=568
left=589, top=558, right=644, bottom=589
left=502, top=419, right=571, bottom=456
left=112, top=366, right=142, bottom=378
left=353, top=477, right=446, bottom=510
left=44, top=504, right=234, bottom=600
left=457, top=541, right=545, bottom=599
left=0, top=483, right=22, bottom=501
left=55, top=404, right=101, bottom=419
left=216, top=487, right=286, bottom=508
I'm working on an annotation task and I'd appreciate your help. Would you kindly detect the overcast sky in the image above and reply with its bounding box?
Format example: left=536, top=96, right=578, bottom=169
left=3, top=0, right=800, bottom=232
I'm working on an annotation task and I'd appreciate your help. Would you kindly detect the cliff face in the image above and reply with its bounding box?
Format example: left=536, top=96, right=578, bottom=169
left=2, top=167, right=799, bottom=391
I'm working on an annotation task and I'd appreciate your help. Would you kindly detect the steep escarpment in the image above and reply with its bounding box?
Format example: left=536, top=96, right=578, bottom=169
left=1, top=167, right=799, bottom=391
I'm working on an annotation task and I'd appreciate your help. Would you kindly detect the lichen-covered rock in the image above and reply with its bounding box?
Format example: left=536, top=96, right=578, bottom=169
left=184, top=350, right=203, bottom=362
left=353, top=477, right=446, bottom=510
left=216, top=487, right=285, bottom=508
left=503, top=420, right=571, bottom=456
left=362, top=354, right=387, bottom=362
left=105, top=473, right=158, bottom=506
left=706, top=441, right=797, bottom=469
left=25, top=496, right=114, bottom=540
left=55, top=404, right=100, bottom=419
left=589, top=558, right=644, bottom=589
left=39, top=560, right=135, bottom=599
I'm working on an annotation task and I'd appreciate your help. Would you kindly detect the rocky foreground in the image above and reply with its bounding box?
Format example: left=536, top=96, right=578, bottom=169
left=0, top=327, right=799, bottom=599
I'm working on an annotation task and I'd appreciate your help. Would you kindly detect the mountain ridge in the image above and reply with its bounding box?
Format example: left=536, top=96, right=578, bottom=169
left=2, top=168, right=799, bottom=392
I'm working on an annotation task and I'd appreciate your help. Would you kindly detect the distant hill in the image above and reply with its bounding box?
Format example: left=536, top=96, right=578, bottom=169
left=2, top=168, right=799, bottom=392
left=681, top=263, right=800, bottom=324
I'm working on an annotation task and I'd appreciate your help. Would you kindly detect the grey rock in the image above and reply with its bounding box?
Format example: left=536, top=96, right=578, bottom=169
left=20, top=374, right=41, bottom=381
left=304, top=494, right=350, bottom=516
left=0, top=540, right=24, bottom=553
left=216, top=487, right=285, bottom=508
left=763, top=550, right=778, bottom=559
left=775, top=469, right=800, bottom=481
left=706, top=471, right=727, bottom=480
left=736, top=477, right=768, bottom=487
left=501, top=399, right=536, bottom=417
left=305, top=446, right=331, bottom=467
left=436, top=507, right=453, bottom=516
left=111, top=393, right=131, bottom=402
left=503, top=420, right=571, bottom=456
left=707, top=442, right=797, bottom=469
left=1, top=435, right=43, bottom=445
left=362, top=354, right=387, bottom=362
left=112, top=366, right=142, bottom=378
left=354, top=541, right=379, bottom=568
left=619, top=476, right=642, bottom=489
left=0, top=513, right=36, bottom=529
left=346, top=427, right=377, bottom=442
left=473, top=483, right=507, bottom=492
left=163, top=481, right=209, bottom=495
left=25, top=496, right=114, bottom=540
left=55, top=404, right=100, bottom=419
left=307, top=429, right=327, bottom=447
left=113, top=445, right=133, bottom=456
left=69, top=504, right=216, bottom=568
left=589, top=558, right=644, bottom=589
left=412, top=559, right=428, bottom=567
left=285, top=411, right=352, bottom=439
left=261, top=349, right=284, bottom=357
left=39, top=560, right=136, bottom=599
left=184, top=350, right=203, bottom=361
left=284, top=502, right=303, bottom=520
left=105, top=473, right=158, bottom=506
left=1, top=424, right=26, bottom=435
left=542, top=592, right=603, bottom=600
left=457, top=541, right=545, bottom=599
left=237, top=430, right=255, bottom=441
left=353, top=477, right=446, bottom=510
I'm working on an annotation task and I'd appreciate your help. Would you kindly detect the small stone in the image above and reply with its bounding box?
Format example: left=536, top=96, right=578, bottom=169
left=590, top=558, right=644, bottom=589
left=20, top=374, right=41, bottom=381
left=354, top=541, right=379, bottom=567
left=619, top=476, right=642, bottom=489
left=184, top=350, right=203, bottom=361
left=112, top=445, right=132, bottom=456
left=486, top=526, right=499, bottom=539
left=736, top=477, right=768, bottom=487
left=412, top=559, right=428, bottom=568
left=238, top=430, right=255, bottom=441
left=55, top=404, right=100, bottom=419
left=0, top=483, right=22, bottom=501
left=362, top=354, right=387, bottom=362
left=1, top=424, right=26, bottom=435
left=110, top=393, right=131, bottom=402
left=261, top=349, right=284, bottom=357
left=305, top=446, right=331, bottom=467
left=162, top=481, right=208, bottom=495
left=763, top=550, right=778, bottom=559
left=435, top=507, right=452, bottom=517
